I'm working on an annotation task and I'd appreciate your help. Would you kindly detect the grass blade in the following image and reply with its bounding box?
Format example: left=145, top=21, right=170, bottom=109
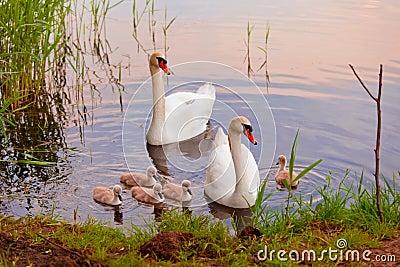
left=289, top=129, right=299, bottom=182
left=294, top=159, right=323, bottom=182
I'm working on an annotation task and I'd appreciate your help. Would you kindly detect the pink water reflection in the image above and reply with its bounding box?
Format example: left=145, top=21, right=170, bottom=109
left=106, top=0, right=400, bottom=88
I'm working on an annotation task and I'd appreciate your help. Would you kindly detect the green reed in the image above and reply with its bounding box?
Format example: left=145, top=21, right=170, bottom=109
left=162, top=8, right=177, bottom=57
left=131, top=1, right=177, bottom=56
left=150, top=0, right=156, bottom=50
left=0, top=0, right=126, bottom=178
left=132, top=0, right=151, bottom=38
left=244, top=21, right=254, bottom=78
left=257, top=24, right=270, bottom=92
left=0, top=0, right=67, bottom=109
left=1, top=0, right=124, bottom=102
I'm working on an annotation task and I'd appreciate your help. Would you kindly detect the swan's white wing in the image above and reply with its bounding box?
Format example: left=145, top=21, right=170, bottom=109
left=214, top=127, right=228, bottom=146
left=163, top=86, right=215, bottom=143
left=196, top=82, right=216, bottom=96
left=241, top=144, right=260, bottom=196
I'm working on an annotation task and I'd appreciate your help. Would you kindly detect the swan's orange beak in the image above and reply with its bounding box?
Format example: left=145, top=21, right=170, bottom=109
left=159, top=60, right=170, bottom=75
left=245, top=129, right=257, bottom=145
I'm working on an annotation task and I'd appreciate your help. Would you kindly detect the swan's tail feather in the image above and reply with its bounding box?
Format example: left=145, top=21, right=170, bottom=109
left=196, top=82, right=216, bottom=97
left=214, top=127, right=228, bottom=146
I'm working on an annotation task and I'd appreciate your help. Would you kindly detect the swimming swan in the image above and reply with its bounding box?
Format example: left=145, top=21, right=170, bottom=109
left=93, top=185, right=123, bottom=206
left=146, top=52, right=216, bottom=145
left=275, top=155, right=299, bottom=189
left=205, top=116, right=260, bottom=208
left=131, top=183, right=165, bottom=204
left=163, top=180, right=193, bottom=202
left=120, top=166, right=161, bottom=187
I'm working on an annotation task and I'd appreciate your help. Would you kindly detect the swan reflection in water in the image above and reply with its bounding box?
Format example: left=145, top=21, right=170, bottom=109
left=146, top=123, right=216, bottom=176
left=113, top=207, right=123, bottom=224
left=93, top=202, right=124, bottom=225
left=135, top=201, right=168, bottom=222
left=207, top=198, right=253, bottom=234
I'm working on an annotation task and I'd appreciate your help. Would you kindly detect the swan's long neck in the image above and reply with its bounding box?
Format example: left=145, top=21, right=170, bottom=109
left=279, top=161, right=286, bottom=171
left=229, top=129, right=247, bottom=195
left=112, top=193, right=120, bottom=205
left=147, top=69, right=165, bottom=144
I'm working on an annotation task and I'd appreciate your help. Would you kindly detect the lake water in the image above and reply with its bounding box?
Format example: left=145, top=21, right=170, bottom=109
left=1, top=0, right=399, bottom=229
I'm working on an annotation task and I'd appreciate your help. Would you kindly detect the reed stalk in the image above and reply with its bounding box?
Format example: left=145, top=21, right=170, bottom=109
left=131, top=1, right=176, bottom=56
left=244, top=21, right=254, bottom=78
left=162, top=8, right=176, bottom=57
left=257, top=24, right=270, bottom=92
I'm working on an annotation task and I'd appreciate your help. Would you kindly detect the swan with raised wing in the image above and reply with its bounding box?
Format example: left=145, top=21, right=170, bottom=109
left=205, top=116, right=260, bottom=208
left=146, top=52, right=216, bottom=145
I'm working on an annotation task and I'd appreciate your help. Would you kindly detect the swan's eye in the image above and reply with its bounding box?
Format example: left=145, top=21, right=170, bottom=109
left=156, top=56, right=169, bottom=74
left=156, top=56, right=167, bottom=65
left=241, top=123, right=253, bottom=132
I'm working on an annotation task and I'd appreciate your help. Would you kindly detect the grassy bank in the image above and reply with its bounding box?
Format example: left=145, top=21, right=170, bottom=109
left=1, top=172, right=399, bottom=266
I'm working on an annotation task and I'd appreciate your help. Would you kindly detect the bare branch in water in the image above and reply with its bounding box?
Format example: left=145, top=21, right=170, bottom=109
left=348, top=64, right=384, bottom=223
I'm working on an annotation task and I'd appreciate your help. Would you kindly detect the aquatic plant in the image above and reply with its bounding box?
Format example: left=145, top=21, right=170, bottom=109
left=0, top=0, right=67, bottom=108
left=131, top=1, right=177, bottom=56
left=257, top=24, right=270, bottom=92
left=0, top=0, right=125, bottom=131
left=243, top=21, right=254, bottom=78
left=132, top=0, right=151, bottom=53
left=150, top=0, right=156, bottom=50
left=162, top=8, right=177, bottom=57
left=0, top=0, right=127, bottom=217
left=0, top=1, right=72, bottom=199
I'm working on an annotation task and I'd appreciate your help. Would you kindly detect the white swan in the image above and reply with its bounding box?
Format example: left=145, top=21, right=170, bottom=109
left=163, top=180, right=193, bottom=202
left=120, top=166, right=161, bottom=187
left=93, top=185, right=122, bottom=206
left=205, top=116, right=260, bottom=208
left=146, top=52, right=216, bottom=145
left=275, top=155, right=299, bottom=189
left=131, top=183, right=165, bottom=204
